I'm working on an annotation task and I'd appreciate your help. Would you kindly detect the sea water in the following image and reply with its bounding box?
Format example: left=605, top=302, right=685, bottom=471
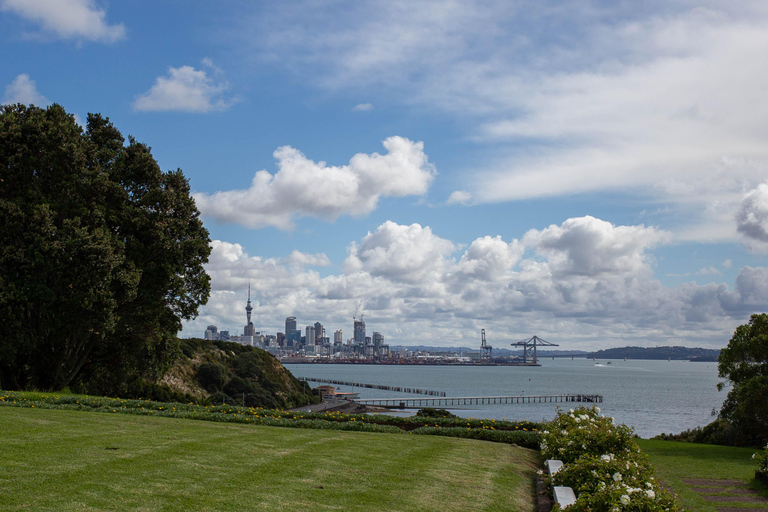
left=285, top=358, right=725, bottom=439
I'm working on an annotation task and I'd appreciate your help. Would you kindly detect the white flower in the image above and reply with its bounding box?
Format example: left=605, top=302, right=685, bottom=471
left=592, top=470, right=599, bottom=477
left=601, top=455, right=611, bottom=462
left=620, top=495, right=630, bottom=506
left=646, top=482, right=653, bottom=488
left=754, top=453, right=758, bottom=459
left=561, top=430, right=568, bottom=436
left=613, top=472, right=622, bottom=482
left=575, top=417, right=581, bottom=423
left=595, top=407, right=601, bottom=413
left=646, top=490, right=656, bottom=499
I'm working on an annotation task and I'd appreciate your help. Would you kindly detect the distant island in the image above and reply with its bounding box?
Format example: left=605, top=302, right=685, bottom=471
left=584, top=345, right=721, bottom=362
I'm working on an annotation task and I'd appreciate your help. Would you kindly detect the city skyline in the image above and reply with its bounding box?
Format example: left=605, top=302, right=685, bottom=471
left=4, top=2, right=768, bottom=349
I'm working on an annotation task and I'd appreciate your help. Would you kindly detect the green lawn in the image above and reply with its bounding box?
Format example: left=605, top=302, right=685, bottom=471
left=637, top=439, right=768, bottom=512
left=1, top=407, right=539, bottom=511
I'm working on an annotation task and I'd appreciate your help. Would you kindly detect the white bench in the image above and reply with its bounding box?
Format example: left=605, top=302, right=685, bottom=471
left=553, top=486, right=577, bottom=508
left=545, top=459, right=564, bottom=475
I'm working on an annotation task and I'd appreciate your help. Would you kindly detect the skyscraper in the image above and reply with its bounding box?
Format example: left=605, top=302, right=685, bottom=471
left=285, top=316, right=299, bottom=347
left=354, top=317, right=365, bottom=345
left=314, top=321, right=323, bottom=344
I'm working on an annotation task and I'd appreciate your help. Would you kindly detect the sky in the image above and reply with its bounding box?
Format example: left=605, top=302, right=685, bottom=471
left=4, top=0, right=768, bottom=350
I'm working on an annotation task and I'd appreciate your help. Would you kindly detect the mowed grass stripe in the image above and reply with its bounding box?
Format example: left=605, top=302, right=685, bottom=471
left=1, top=407, right=538, bottom=511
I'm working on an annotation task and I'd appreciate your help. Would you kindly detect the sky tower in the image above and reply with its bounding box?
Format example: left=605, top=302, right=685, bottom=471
left=243, top=282, right=255, bottom=337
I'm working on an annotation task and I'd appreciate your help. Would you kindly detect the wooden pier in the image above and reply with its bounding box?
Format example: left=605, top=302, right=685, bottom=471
left=299, top=377, right=446, bottom=397
left=355, top=394, right=603, bottom=408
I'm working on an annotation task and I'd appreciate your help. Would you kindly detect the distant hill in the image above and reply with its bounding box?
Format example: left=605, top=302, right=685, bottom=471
left=586, top=345, right=721, bottom=362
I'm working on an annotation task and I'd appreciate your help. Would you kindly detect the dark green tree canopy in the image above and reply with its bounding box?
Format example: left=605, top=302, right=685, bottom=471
left=0, top=104, right=211, bottom=392
left=718, top=313, right=768, bottom=446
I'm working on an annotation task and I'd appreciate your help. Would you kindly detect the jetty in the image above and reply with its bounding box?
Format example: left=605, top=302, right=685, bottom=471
left=355, top=394, right=603, bottom=408
left=299, top=377, right=446, bottom=396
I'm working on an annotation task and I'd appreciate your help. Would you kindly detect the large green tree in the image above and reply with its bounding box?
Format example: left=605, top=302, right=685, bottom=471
left=0, top=104, right=211, bottom=392
left=718, top=313, right=768, bottom=446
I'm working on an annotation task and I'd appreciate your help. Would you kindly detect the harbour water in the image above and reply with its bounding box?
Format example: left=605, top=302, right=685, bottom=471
left=285, top=358, right=725, bottom=439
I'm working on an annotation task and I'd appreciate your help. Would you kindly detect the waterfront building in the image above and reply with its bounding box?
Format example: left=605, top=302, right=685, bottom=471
left=314, top=322, right=324, bottom=344
left=334, top=330, right=343, bottom=344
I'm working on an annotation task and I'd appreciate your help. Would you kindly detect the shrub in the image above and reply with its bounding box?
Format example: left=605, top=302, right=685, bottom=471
left=415, top=408, right=457, bottom=418
left=562, top=481, right=681, bottom=512
left=551, top=451, right=653, bottom=494
left=541, top=406, right=636, bottom=463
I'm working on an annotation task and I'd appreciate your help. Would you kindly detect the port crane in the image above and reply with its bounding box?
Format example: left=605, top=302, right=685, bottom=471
left=480, top=329, right=493, bottom=361
left=510, top=335, right=559, bottom=365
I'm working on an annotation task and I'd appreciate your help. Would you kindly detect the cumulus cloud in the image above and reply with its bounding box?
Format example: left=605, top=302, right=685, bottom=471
left=352, top=103, right=373, bottom=112
left=696, top=266, right=722, bottom=276
left=2, top=74, right=48, bottom=105
left=1, top=0, right=125, bottom=42
left=736, top=183, right=768, bottom=249
left=185, top=215, right=768, bottom=348
left=344, top=221, right=454, bottom=283
left=723, top=259, right=733, bottom=269
left=133, top=60, right=237, bottom=113
left=195, top=136, right=436, bottom=229
left=458, top=235, right=523, bottom=281
left=522, top=216, right=670, bottom=276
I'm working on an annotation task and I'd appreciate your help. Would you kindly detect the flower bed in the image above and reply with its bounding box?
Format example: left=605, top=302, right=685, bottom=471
left=541, top=406, right=682, bottom=512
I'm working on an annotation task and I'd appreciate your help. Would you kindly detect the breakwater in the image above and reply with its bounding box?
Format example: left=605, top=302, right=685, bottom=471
left=299, top=377, right=446, bottom=396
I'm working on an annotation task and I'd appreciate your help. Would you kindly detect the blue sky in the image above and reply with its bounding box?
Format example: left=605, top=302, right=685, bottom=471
left=4, top=0, right=768, bottom=349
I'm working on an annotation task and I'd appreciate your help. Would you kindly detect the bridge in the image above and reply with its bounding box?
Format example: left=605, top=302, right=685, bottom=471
left=355, top=394, right=603, bottom=408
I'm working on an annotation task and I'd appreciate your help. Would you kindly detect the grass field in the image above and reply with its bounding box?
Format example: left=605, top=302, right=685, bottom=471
left=636, top=439, right=768, bottom=512
left=1, top=407, right=539, bottom=511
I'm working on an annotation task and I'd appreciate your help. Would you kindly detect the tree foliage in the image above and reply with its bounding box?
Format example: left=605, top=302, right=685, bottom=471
left=717, top=313, right=768, bottom=446
left=0, top=104, right=211, bottom=392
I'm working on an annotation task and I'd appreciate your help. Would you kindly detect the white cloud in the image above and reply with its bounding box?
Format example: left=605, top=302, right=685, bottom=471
left=344, top=221, right=454, bottom=283
left=458, top=235, right=523, bottom=281
left=446, top=190, right=471, bottom=205
left=194, top=136, right=436, bottom=229
left=2, top=74, right=48, bottom=105
left=696, top=266, right=722, bottom=276
left=522, top=216, right=670, bottom=277
left=352, top=103, right=373, bottom=112
left=133, top=61, right=237, bottom=113
left=1, top=0, right=125, bottom=43
left=185, top=216, right=768, bottom=348
left=723, top=259, right=733, bottom=268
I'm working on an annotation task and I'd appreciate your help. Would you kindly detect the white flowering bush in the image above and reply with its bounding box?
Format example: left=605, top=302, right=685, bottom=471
left=541, top=406, right=636, bottom=464
left=543, top=406, right=683, bottom=512
left=564, top=481, right=681, bottom=512
left=552, top=451, right=653, bottom=494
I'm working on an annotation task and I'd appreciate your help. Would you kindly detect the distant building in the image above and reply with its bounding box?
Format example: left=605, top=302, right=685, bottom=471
left=305, top=326, right=315, bottom=346
left=354, top=318, right=365, bottom=345
left=373, top=331, right=384, bottom=349
left=204, top=325, right=218, bottom=340
left=314, top=322, right=323, bottom=344
left=285, top=317, right=300, bottom=347
left=334, top=330, right=343, bottom=344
